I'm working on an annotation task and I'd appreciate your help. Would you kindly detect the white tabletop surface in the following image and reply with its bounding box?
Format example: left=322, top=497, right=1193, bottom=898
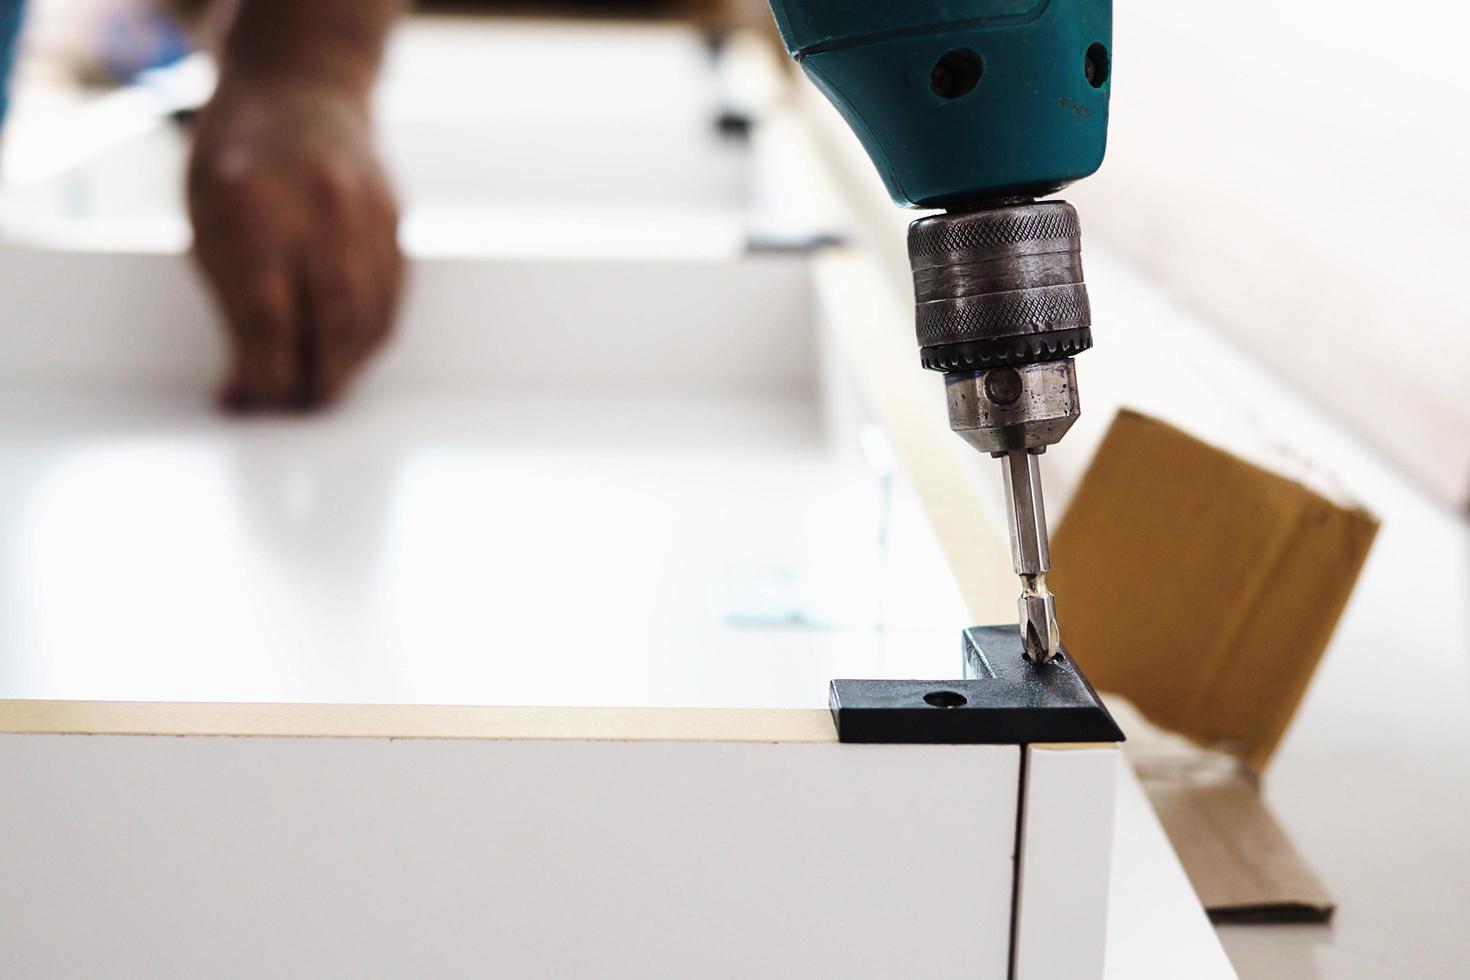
left=0, top=383, right=975, bottom=709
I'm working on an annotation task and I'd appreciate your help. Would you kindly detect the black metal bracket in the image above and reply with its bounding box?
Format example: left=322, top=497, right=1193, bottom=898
left=828, top=625, right=1125, bottom=744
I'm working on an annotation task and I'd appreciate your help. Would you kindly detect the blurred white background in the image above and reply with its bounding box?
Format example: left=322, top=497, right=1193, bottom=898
left=1071, top=1, right=1470, bottom=508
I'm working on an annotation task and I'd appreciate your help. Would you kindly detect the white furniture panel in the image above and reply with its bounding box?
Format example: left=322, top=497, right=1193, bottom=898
left=1015, top=745, right=1120, bottom=979
left=0, top=723, right=1020, bottom=980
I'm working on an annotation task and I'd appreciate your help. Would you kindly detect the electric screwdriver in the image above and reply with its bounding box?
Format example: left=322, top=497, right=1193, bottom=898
left=766, top=0, right=1112, bottom=664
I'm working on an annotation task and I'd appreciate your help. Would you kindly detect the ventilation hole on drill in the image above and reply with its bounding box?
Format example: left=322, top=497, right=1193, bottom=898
left=1084, top=43, right=1110, bottom=88
left=924, top=690, right=968, bottom=708
left=930, top=49, right=983, bottom=100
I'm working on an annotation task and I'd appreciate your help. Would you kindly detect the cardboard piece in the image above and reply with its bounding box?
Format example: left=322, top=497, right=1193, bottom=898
left=1051, top=409, right=1378, bottom=773
left=1051, top=409, right=1377, bottom=921
left=1109, top=698, right=1335, bottom=923
left=1150, top=775, right=1334, bottom=924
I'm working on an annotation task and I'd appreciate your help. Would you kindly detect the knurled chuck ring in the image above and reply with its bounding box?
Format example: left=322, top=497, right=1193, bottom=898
left=909, top=201, right=1092, bottom=372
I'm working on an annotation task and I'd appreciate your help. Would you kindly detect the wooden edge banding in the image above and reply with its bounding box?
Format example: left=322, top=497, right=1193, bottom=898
left=0, top=700, right=839, bottom=743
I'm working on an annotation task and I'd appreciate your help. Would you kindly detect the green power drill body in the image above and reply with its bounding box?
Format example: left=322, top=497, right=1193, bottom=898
left=767, top=0, right=1114, bottom=664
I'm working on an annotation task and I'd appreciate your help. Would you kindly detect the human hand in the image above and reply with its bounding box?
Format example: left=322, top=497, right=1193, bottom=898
left=187, top=75, right=403, bottom=411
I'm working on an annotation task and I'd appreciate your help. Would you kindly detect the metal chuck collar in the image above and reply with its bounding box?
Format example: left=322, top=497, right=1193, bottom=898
left=909, top=200, right=1088, bottom=453
left=908, top=201, right=1092, bottom=664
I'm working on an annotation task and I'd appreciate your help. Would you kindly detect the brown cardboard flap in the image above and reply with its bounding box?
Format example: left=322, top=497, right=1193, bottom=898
left=1051, top=409, right=1379, bottom=773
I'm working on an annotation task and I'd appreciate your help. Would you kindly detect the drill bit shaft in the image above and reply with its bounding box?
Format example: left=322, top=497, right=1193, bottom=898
left=1000, top=449, right=1060, bottom=664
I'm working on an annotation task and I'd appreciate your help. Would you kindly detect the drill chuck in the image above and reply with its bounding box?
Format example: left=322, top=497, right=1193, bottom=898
left=909, top=201, right=1091, bottom=374
left=909, top=201, right=1092, bottom=453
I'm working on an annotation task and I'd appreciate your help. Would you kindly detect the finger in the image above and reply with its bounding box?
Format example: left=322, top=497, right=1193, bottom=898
left=369, top=202, right=406, bottom=351
left=297, top=238, right=377, bottom=409
left=216, top=269, right=299, bottom=412
left=189, top=179, right=302, bottom=413
left=296, top=174, right=405, bottom=408
left=346, top=176, right=401, bottom=355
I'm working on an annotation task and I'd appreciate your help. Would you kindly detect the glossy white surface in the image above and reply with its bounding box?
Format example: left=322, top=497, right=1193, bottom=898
left=0, top=382, right=967, bottom=707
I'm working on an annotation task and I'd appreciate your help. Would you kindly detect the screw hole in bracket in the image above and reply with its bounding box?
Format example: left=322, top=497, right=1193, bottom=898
left=930, top=49, right=983, bottom=100
left=924, top=690, right=969, bottom=708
